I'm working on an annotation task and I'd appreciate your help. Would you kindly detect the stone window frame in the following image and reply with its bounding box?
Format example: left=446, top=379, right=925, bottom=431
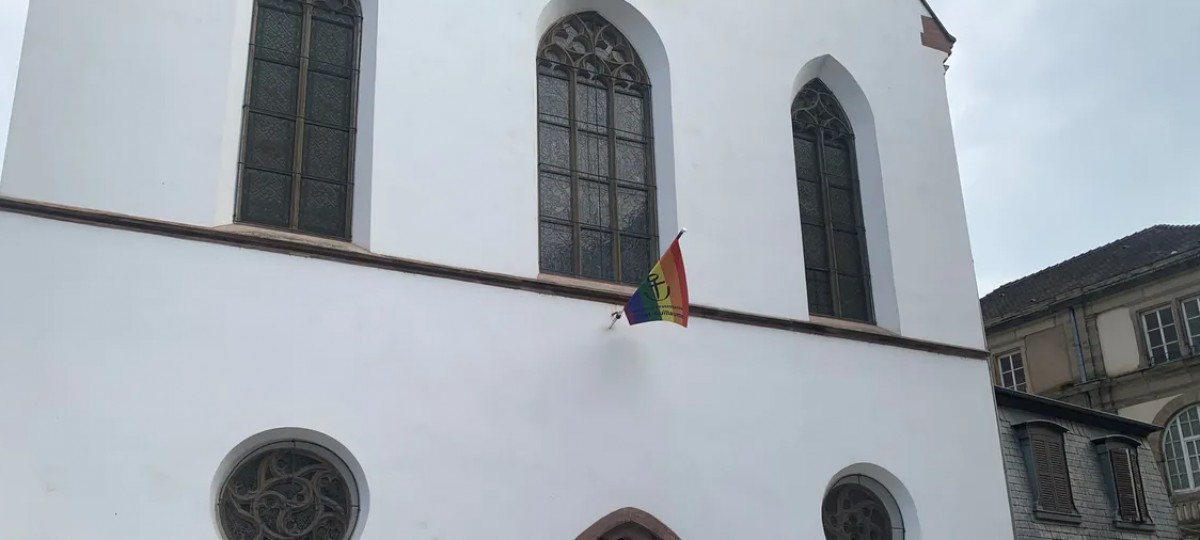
left=1181, top=294, right=1200, bottom=354
left=1092, top=435, right=1155, bottom=532
left=1014, top=420, right=1081, bottom=524
left=1138, top=303, right=1184, bottom=366
left=994, top=347, right=1029, bottom=392
left=1126, top=285, right=1200, bottom=369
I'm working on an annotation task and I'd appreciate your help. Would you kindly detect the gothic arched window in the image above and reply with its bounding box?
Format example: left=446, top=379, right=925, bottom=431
left=822, top=475, right=905, bottom=540
left=537, top=12, right=657, bottom=284
left=793, top=79, right=872, bottom=321
left=236, top=0, right=362, bottom=239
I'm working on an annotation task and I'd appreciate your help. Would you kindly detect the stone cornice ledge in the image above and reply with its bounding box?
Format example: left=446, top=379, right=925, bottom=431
left=0, top=196, right=988, bottom=360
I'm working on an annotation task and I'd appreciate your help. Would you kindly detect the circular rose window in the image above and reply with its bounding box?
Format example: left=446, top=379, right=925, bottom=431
left=218, top=441, right=359, bottom=540
left=822, top=475, right=904, bottom=540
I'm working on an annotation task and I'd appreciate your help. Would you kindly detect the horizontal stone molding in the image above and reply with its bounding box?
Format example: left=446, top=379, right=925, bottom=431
left=0, top=196, right=988, bottom=360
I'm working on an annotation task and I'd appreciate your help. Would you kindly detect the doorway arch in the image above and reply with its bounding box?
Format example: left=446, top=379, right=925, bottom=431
left=575, top=507, right=681, bottom=540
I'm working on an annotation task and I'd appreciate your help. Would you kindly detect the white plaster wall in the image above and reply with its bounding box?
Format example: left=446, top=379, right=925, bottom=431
left=0, top=0, right=247, bottom=225
left=0, top=212, right=1013, bottom=540
left=1119, top=395, right=1178, bottom=425
left=1097, top=307, right=1142, bottom=377
left=1, top=0, right=982, bottom=346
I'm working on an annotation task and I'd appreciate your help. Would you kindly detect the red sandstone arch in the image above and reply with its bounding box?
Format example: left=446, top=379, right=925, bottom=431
left=575, top=507, right=682, bottom=540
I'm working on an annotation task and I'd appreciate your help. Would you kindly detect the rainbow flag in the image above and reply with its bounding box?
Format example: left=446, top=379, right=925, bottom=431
left=623, top=230, right=689, bottom=327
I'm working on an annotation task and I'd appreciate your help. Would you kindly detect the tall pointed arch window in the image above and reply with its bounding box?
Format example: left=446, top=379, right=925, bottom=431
left=537, top=12, right=657, bottom=284
left=793, top=79, right=873, bottom=321
left=236, top=0, right=362, bottom=240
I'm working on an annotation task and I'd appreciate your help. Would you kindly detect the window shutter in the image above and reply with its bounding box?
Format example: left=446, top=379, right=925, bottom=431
left=1110, top=447, right=1142, bottom=521
left=1028, top=429, right=1075, bottom=515
left=1129, top=448, right=1150, bottom=520
left=1046, top=435, right=1074, bottom=513
left=1031, top=436, right=1058, bottom=511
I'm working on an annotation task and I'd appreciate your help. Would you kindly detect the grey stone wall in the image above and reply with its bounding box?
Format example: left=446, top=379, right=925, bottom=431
left=998, top=407, right=1181, bottom=539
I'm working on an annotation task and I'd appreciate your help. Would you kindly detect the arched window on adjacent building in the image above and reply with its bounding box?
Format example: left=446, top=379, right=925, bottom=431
left=236, top=0, right=362, bottom=239
left=793, top=80, right=872, bottom=322
left=1163, top=404, right=1200, bottom=492
left=537, top=12, right=657, bottom=284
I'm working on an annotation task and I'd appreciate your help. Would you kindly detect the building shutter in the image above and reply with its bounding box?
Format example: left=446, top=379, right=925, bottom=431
left=1031, top=431, right=1074, bottom=513
left=1046, top=435, right=1074, bottom=513
left=1031, top=436, right=1058, bottom=510
left=1110, top=447, right=1143, bottom=521
left=1131, top=448, right=1150, bottom=519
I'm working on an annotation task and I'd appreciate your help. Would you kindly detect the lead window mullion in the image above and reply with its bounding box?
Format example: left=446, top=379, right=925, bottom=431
left=607, top=76, right=620, bottom=281
left=568, top=67, right=581, bottom=276
left=290, top=2, right=314, bottom=230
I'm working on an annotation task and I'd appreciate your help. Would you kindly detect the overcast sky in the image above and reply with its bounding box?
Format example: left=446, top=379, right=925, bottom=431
left=0, top=0, right=23, bottom=174
left=0, top=0, right=1196, bottom=296
left=938, top=0, right=1200, bottom=294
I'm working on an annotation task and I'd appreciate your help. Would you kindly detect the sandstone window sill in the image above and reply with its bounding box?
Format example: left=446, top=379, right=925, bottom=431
left=214, top=223, right=371, bottom=255
left=536, top=273, right=636, bottom=296
left=1113, top=520, right=1156, bottom=533
left=1033, top=509, right=1082, bottom=525
left=809, top=315, right=898, bottom=337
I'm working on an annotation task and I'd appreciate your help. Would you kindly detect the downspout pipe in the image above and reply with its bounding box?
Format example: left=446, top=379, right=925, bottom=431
left=1069, top=305, right=1088, bottom=384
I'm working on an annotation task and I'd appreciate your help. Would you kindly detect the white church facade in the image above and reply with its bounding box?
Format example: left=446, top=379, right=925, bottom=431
left=0, top=0, right=1014, bottom=538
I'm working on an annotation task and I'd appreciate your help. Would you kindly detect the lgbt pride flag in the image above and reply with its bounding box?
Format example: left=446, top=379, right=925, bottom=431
left=623, top=230, right=689, bottom=327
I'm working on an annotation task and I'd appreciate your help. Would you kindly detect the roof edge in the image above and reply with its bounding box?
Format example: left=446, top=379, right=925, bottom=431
left=983, top=245, right=1200, bottom=330
left=994, top=386, right=1161, bottom=437
left=918, top=0, right=956, bottom=44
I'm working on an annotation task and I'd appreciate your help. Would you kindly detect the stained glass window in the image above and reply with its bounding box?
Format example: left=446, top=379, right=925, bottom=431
left=218, top=441, right=360, bottom=540
left=793, top=79, right=873, bottom=321
left=822, top=475, right=905, bottom=540
left=237, top=0, right=361, bottom=239
left=537, top=12, right=656, bottom=284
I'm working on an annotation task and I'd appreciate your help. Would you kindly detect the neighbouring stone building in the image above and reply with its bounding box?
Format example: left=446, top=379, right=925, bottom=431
left=0, top=0, right=1014, bottom=539
left=983, top=223, right=1200, bottom=537
left=995, top=386, right=1180, bottom=539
